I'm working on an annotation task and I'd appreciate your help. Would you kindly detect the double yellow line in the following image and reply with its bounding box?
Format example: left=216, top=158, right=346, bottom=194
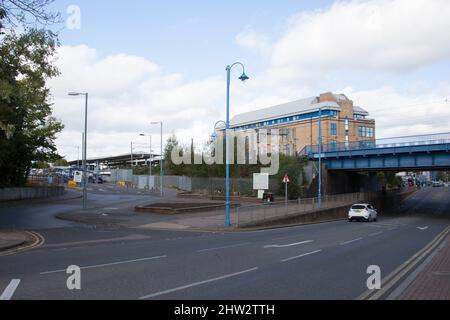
left=0, top=231, right=45, bottom=257
left=357, top=225, right=450, bottom=300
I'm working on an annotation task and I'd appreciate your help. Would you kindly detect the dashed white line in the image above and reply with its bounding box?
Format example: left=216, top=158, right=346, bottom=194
left=197, top=242, right=252, bottom=253
left=340, top=237, right=363, bottom=246
left=40, top=255, right=167, bottom=275
left=0, top=279, right=21, bottom=300
left=139, top=267, right=259, bottom=299
left=280, top=250, right=322, bottom=263
left=264, top=240, right=313, bottom=249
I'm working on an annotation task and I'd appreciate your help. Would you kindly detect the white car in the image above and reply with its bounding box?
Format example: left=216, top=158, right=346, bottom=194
left=348, top=204, right=378, bottom=222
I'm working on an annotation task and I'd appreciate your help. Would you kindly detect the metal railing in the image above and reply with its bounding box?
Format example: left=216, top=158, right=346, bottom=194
left=233, top=188, right=419, bottom=227
left=26, top=174, right=65, bottom=187
left=299, top=132, right=450, bottom=156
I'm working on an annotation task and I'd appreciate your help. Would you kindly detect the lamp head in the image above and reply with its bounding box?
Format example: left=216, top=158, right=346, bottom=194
left=238, top=72, right=249, bottom=82
left=68, top=92, right=80, bottom=96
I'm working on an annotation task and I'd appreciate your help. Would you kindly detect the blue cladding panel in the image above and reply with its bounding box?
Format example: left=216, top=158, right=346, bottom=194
left=323, top=152, right=450, bottom=170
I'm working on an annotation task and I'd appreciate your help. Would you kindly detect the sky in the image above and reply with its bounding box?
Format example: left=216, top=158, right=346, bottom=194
left=45, top=0, right=450, bottom=161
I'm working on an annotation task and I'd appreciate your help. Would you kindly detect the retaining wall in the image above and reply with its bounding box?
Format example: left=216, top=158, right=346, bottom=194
left=240, top=189, right=415, bottom=228
left=0, top=186, right=65, bottom=202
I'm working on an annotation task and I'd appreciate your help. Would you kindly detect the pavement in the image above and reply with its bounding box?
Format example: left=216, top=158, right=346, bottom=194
left=0, top=184, right=449, bottom=299
left=396, top=233, right=450, bottom=300
left=0, top=230, right=29, bottom=252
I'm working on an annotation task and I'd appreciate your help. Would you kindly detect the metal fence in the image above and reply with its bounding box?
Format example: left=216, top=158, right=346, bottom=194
left=234, top=191, right=379, bottom=227
left=299, top=132, right=450, bottom=156
left=26, top=174, right=65, bottom=187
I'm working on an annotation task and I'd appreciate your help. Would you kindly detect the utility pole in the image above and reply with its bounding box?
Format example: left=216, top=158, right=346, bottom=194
left=130, top=142, right=133, bottom=168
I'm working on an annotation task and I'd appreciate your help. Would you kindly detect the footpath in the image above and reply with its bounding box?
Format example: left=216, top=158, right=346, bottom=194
left=0, top=230, right=44, bottom=256
left=396, top=233, right=450, bottom=300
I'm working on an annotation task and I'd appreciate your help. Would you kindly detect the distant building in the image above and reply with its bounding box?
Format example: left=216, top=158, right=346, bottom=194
left=219, top=92, right=376, bottom=156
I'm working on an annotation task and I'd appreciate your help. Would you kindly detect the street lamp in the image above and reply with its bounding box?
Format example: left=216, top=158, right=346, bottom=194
left=140, top=133, right=153, bottom=190
left=212, top=120, right=226, bottom=140
left=68, top=92, right=88, bottom=209
left=151, top=121, right=163, bottom=197
left=225, top=62, right=249, bottom=227
left=318, top=107, right=322, bottom=208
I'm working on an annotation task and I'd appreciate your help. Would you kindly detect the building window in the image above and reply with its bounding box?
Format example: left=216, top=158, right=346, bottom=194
left=358, top=126, right=374, bottom=138
left=331, top=123, right=337, bottom=136
left=331, top=140, right=337, bottom=150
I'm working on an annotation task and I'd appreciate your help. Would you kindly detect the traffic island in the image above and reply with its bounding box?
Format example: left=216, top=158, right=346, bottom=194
left=0, top=230, right=44, bottom=256
left=135, top=202, right=240, bottom=214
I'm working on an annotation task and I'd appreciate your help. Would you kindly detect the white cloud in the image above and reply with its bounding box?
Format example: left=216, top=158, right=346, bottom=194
left=235, top=26, right=272, bottom=57
left=270, top=0, right=450, bottom=80
left=51, top=1, right=450, bottom=160
left=50, top=45, right=227, bottom=160
left=342, top=86, right=450, bottom=138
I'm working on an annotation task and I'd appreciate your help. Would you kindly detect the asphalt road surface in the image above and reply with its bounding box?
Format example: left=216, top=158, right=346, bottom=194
left=0, top=186, right=449, bottom=299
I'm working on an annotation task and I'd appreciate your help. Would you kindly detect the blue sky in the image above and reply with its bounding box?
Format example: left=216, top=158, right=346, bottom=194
left=50, top=1, right=330, bottom=77
left=45, top=0, right=450, bottom=159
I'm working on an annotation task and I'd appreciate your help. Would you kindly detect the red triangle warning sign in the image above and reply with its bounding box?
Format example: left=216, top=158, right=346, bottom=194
left=282, top=173, right=290, bottom=183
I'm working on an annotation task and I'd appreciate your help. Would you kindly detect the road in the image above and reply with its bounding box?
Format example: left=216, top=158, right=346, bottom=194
left=0, top=186, right=449, bottom=299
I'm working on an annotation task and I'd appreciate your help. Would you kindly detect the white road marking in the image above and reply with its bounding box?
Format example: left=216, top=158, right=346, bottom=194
left=264, top=240, right=313, bottom=249
left=280, top=250, right=322, bottom=263
left=368, top=231, right=383, bottom=237
left=340, top=237, right=363, bottom=246
left=197, top=242, right=252, bottom=253
left=40, top=255, right=167, bottom=275
left=417, top=226, right=429, bottom=231
left=139, top=267, right=259, bottom=299
left=0, top=279, right=21, bottom=300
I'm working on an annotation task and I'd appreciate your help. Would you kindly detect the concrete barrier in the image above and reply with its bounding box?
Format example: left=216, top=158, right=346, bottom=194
left=239, top=189, right=416, bottom=228
left=0, top=186, right=65, bottom=202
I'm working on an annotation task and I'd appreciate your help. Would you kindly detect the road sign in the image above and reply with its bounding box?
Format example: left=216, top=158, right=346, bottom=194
left=282, top=173, right=290, bottom=210
left=73, top=171, right=82, bottom=183
left=253, top=173, right=269, bottom=190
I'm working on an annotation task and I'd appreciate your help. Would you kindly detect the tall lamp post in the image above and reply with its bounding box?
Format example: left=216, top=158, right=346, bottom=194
left=151, top=121, right=163, bottom=197
left=140, top=133, right=152, bottom=190
left=68, top=92, right=88, bottom=209
left=225, top=63, right=249, bottom=227
left=318, top=107, right=322, bottom=208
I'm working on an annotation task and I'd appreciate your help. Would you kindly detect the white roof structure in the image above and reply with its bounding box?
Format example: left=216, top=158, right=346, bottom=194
left=229, top=97, right=343, bottom=128
left=353, top=106, right=369, bottom=116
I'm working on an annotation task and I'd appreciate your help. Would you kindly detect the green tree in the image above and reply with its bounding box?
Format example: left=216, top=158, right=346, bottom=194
left=53, top=158, right=69, bottom=167
left=274, top=155, right=306, bottom=199
left=0, top=21, right=63, bottom=186
left=0, top=0, right=60, bottom=29
left=436, top=171, right=449, bottom=182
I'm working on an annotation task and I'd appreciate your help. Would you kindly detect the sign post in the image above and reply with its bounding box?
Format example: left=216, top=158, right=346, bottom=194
left=282, top=173, right=290, bottom=211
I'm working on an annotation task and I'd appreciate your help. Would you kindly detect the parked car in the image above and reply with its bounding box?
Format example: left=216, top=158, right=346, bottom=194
left=348, top=204, right=378, bottom=222
left=432, top=181, right=444, bottom=187
left=88, top=175, right=103, bottom=184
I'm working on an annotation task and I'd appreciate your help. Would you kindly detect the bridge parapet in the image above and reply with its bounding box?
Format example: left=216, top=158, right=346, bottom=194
left=299, top=132, right=450, bottom=159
